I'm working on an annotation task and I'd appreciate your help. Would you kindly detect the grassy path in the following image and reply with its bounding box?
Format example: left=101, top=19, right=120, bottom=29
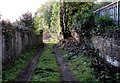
left=53, top=44, right=76, bottom=82
left=2, top=50, right=35, bottom=82
left=3, top=42, right=98, bottom=82
left=30, top=44, right=60, bottom=81
left=16, top=47, right=45, bottom=81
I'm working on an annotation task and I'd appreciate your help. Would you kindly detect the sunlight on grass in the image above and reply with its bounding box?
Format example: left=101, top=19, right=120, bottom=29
left=43, top=39, right=59, bottom=44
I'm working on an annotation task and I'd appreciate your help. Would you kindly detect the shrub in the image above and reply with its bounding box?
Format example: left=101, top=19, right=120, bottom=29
left=104, top=26, right=120, bottom=30
left=72, top=8, right=95, bottom=39
left=95, top=15, right=116, bottom=31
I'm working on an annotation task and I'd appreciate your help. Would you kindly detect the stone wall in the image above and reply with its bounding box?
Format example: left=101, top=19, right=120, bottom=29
left=91, top=29, right=120, bottom=67
left=2, top=26, right=43, bottom=69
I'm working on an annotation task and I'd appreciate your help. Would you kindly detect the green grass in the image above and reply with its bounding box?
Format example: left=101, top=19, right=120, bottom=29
left=2, top=51, right=35, bottom=82
left=62, top=51, right=99, bottom=82
left=43, top=39, right=59, bottom=44
left=30, top=44, right=60, bottom=81
left=43, top=36, right=59, bottom=44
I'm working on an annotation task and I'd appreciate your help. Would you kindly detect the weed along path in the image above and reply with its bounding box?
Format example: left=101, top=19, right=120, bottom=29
left=53, top=44, right=76, bottom=82
left=16, top=46, right=45, bottom=81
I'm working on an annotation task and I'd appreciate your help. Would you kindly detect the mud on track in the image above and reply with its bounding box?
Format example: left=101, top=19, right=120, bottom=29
left=53, top=44, right=76, bottom=82
left=15, top=45, right=45, bottom=81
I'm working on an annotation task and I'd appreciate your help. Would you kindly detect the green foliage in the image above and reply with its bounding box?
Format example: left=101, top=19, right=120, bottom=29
left=34, top=2, right=53, bottom=31
left=2, top=51, right=35, bottom=82
left=43, top=3, right=53, bottom=28
left=72, top=8, right=94, bottom=36
left=64, top=2, right=94, bottom=29
left=63, top=52, right=99, bottom=82
left=94, top=2, right=110, bottom=10
left=34, top=2, right=60, bottom=38
left=31, top=44, right=60, bottom=81
left=49, top=2, right=61, bottom=40
left=34, top=15, right=45, bottom=35
left=104, top=26, right=120, bottom=30
left=95, top=15, right=115, bottom=31
left=1, top=20, right=13, bottom=28
left=51, top=2, right=60, bottom=34
left=59, top=2, right=94, bottom=39
left=20, top=11, right=34, bottom=29
left=92, top=57, right=120, bottom=83
left=2, top=20, right=15, bottom=49
left=43, top=37, right=59, bottom=44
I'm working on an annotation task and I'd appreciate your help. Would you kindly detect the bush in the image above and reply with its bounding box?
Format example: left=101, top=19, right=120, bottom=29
left=95, top=15, right=116, bottom=31
left=104, top=26, right=120, bottom=30
left=72, top=8, right=94, bottom=37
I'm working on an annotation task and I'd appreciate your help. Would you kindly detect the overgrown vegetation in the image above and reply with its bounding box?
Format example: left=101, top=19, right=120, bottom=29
left=1, top=12, right=43, bottom=70
left=62, top=50, right=99, bottom=82
left=2, top=20, right=15, bottom=50
left=72, top=8, right=94, bottom=44
left=59, top=36, right=120, bottom=83
left=59, top=41, right=99, bottom=81
left=34, top=2, right=61, bottom=39
left=43, top=38, right=59, bottom=44
left=30, top=44, right=60, bottom=81
left=92, top=57, right=120, bottom=83
left=60, top=2, right=93, bottom=39
left=2, top=51, right=35, bottom=82
left=1, top=1, right=120, bottom=82
left=93, top=15, right=116, bottom=32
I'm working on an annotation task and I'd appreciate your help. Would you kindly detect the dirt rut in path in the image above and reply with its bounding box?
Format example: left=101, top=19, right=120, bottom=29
left=15, top=46, right=45, bottom=81
left=53, top=44, right=76, bottom=82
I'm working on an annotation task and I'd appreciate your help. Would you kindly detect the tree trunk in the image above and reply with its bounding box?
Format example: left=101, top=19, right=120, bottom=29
left=60, top=1, right=72, bottom=39
left=48, top=23, right=51, bottom=32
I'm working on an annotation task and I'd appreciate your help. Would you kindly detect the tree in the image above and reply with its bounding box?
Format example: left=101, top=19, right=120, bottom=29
left=60, top=1, right=72, bottom=39
left=51, top=2, right=61, bottom=37
left=19, top=11, right=34, bottom=30
left=34, top=2, right=54, bottom=34
left=64, top=2, right=94, bottom=44
left=94, top=2, right=111, bottom=10
left=73, top=8, right=94, bottom=37
left=1, top=20, right=12, bottom=28
left=43, top=2, right=53, bottom=30
left=59, top=1, right=94, bottom=39
left=34, top=2, right=61, bottom=38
